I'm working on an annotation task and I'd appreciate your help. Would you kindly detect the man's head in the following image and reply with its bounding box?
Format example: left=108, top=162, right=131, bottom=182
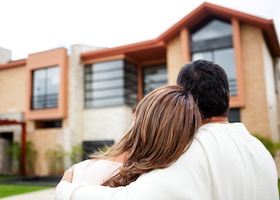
left=177, top=59, right=229, bottom=119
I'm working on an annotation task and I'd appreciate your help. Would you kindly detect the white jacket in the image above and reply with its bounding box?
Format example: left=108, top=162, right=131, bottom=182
left=55, top=123, right=279, bottom=200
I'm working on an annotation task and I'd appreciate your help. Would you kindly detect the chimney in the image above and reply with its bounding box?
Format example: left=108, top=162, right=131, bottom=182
left=0, top=47, right=11, bottom=64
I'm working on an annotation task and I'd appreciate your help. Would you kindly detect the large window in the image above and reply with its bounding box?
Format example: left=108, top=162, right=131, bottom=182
left=228, top=108, right=240, bottom=122
left=191, top=19, right=237, bottom=96
left=84, top=60, right=137, bottom=108
left=32, top=66, right=60, bottom=109
left=142, top=64, right=167, bottom=96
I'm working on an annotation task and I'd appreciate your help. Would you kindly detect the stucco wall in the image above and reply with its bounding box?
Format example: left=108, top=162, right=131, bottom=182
left=240, top=23, right=271, bottom=138
left=167, top=36, right=184, bottom=85
left=0, top=66, right=26, bottom=113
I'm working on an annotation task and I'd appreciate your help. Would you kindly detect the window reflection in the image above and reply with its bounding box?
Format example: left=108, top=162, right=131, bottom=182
left=191, top=19, right=237, bottom=96
left=84, top=60, right=138, bottom=108
left=192, top=48, right=237, bottom=96
left=143, top=64, right=167, bottom=96
left=32, top=66, right=60, bottom=109
left=191, top=19, right=232, bottom=42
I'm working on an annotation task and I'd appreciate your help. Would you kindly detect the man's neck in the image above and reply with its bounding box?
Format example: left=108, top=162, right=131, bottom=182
left=202, top=116, right=229, bottom=125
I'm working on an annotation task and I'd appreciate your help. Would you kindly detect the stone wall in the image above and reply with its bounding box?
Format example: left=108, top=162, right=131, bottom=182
left=240, top=23, right=271, bottom=138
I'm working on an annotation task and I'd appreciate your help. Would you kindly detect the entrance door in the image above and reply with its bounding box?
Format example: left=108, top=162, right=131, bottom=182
left=0, top=132, right=13, bottom=174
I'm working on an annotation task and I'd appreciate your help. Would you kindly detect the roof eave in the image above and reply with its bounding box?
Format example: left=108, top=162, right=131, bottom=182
left=0, top=59, right=26, bottom=70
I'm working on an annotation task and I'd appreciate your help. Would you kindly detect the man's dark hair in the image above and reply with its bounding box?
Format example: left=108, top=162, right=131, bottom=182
left=177, top=59, right=229, bottom=119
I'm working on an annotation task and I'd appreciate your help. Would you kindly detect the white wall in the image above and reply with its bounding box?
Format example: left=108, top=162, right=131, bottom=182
left=262, top=40, right=279, bottom=141
left=82, top=106, right=133, bottom=143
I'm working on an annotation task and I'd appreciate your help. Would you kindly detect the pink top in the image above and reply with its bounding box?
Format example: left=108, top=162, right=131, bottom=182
left=72, top=159, right=122, bottom=185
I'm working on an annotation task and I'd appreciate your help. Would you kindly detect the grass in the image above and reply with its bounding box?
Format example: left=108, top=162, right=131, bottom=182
left=0, top=184, right=51, bottom=198
left=279, top=180, right=280, bottom=195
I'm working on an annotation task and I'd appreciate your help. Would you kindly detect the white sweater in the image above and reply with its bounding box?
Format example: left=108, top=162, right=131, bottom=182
left=55, top=123, right=279, bottom=200
left=72, top=159, right=122, bottom=185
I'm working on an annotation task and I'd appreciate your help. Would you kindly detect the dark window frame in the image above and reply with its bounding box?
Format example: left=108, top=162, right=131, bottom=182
left=142, top=63, right=168, bottom=96
left=84, top=60, right=138, bottom=109
left=31, top=66, right=59, bottom=110
left=190, top=19, right=237, bottom=96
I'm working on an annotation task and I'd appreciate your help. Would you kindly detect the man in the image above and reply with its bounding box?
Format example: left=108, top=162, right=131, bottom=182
left=56, top=60, right=279, bottom=200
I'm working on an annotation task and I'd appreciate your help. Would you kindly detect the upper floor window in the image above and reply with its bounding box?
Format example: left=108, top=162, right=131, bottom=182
left=32, top=66, right=60, bottom=109
left=84, top=60, right=137, bottom=108
left=142, top=64, right=167, bottom=96
left=191, top=19, right=237, bottom=96
left=191, top=20, right=232, bottom=43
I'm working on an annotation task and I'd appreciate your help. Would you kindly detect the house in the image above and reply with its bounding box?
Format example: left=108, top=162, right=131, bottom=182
left=0, top=2, right=279, bottom=176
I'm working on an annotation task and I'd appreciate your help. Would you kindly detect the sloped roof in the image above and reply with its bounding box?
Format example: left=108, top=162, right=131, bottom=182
left=157, top=2, right=280, bottom=56
left=81, top=2, right=280, bottom=61
left=81, top=40, right=166, bottom=62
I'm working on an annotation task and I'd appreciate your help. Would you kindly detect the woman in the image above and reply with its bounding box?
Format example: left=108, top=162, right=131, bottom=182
left=61, top=85, right=201, bottom=187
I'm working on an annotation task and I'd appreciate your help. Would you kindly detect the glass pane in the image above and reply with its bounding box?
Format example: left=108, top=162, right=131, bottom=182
left=93, top=60, right=123, bottom=72
left=84, top=60, right=139, bottom=108
left=213, top=48, right=237, bottom=96
left=192, top=19, right=232, bottom=42
left=92, top=70, right=124, bottom=81
left=32, top=66, right=59, bottom=109
left=85, top=74, right=93, bottom=81
left=33, top=69, right=46, bottom=96
left=228, top=108, right=240, bottom=122
left=85, top=88, right=124, bottom=99
left=46, top=66, right=60, bottom=95
left=84, top=65, right=93, bottom=73
left=86, top=79, right=124, bottom=90
left=143, top=65, right=167, bottom=96
left=192, top=51, right=212, bottom=62
left=125, top=62, right=137, bottom=73
left=124, top=62, right=138, bottom=107
left=192, top=48, right=237, bottom=96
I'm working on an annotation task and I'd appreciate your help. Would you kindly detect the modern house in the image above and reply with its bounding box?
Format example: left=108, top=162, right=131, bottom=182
left=0, top=2, right=279, bottom=176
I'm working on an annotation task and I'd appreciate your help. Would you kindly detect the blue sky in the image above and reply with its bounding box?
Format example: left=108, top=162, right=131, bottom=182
left=1, top=0, right=279, bottom=60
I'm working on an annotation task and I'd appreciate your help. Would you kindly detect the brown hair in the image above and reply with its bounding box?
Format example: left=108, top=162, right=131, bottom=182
left=95, top=85, right=201, bottom=187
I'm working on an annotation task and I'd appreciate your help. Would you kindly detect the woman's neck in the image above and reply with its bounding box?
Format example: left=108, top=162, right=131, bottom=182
left=202, top=116, right=229, bottom=125
left=106, top=152, right=128, bottom=163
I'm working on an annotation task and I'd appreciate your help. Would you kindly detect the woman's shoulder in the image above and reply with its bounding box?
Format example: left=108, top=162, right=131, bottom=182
left=72, top=159, right=122, bottom=185
left=74, top=159, right=122, bottom=171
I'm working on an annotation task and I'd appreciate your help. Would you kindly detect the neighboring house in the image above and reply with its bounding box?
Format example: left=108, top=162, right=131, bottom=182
left=0, top=2, right=279, bottom=176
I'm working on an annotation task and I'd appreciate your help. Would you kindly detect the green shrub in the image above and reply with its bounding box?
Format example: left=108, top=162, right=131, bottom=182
left=45, top=145, right=65, bottom=175
left=6, top=141, right=38, bottom=175
left=25, top=141, right=38, bottom=175
left=254, top=135, right=280, bottom=158
left=69, top=144, right=83, bottom=165
left=6, top=142, right=20, bottom=173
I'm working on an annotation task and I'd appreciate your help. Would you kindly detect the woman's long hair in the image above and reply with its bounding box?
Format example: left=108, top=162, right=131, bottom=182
left=94, top=85, right=201, bottom=187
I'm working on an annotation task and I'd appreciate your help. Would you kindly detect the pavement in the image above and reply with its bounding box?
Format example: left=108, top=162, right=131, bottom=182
left=0, top=188, right=56, bottom=200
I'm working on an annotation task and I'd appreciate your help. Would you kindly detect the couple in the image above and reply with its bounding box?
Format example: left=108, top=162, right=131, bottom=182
left=56, top=60, right=279, bottom=200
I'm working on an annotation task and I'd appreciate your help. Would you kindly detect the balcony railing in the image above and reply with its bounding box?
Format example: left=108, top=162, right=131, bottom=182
left=31, top=93, right=58, bottom=109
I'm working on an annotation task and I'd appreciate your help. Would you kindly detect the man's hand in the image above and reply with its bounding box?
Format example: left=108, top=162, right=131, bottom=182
left=61, top=166, right=74, bottom=183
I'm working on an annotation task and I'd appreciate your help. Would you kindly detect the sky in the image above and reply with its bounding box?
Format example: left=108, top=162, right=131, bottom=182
left=1, top=0, right=280, bottom=61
